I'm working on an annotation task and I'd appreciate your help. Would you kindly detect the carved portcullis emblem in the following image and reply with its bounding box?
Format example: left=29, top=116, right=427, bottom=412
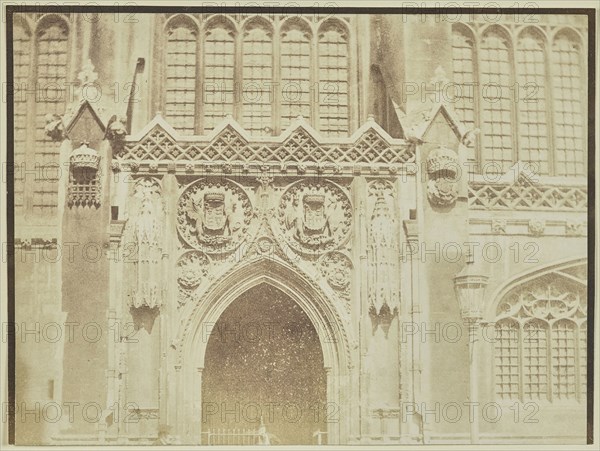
left=178, top=179, right=254, bottom=254
left=277, top=180, right=352, bottom=255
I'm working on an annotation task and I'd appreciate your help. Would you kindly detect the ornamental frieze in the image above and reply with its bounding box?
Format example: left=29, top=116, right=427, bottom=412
left=276, top=179, right=352, bottom=256
left=177, top=178, right=255, bottom=254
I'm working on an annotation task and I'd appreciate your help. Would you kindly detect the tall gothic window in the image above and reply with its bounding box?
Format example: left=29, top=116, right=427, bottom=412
left=13, top=20, right=31, bottom=210
left=451, top=24, right=586, bottom=177
left=516, top=29, right=549, bottom=174
left=203, top=21, right=235, bottom=131
left=318, top=22, right=350, bottom=137
left=280, top=21, right=311, bottom=129
left=479, top=28, right=514, bottom=173
left=34, top=18, right=69, bottom=214
left=552, top=31, right=585, bottom=176
left=494, top=274, right=587, bottom=402
left=165, top=19, right=197, bottom=134
left=451, top=27, right=476, bottom=129
left=451, top=26, right=477, bottom=168
left=242, top=21, right=273, bottom=135
left=161, top=15, right=354, bottom=137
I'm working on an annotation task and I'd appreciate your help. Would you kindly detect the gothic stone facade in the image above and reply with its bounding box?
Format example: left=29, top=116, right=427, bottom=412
left=10, top=9, right=589, bottom=445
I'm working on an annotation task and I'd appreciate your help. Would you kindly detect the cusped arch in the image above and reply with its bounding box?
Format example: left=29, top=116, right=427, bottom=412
left=163, top=13, right=200, bottom=33
left=13, top=13, right=33, bottom=36
left=280, top=15, right=313, bottom=38
left=516, top=24, right=548, bottom=43
left=479, top=23, right=513, bottom=44
left=317, top=17, right=349, bottom=40
left=178, top=255, right=352, bottom=372
left=485, top=256, right=587, bottom=322
left=34, top=13, right=70, bottom=35
left=551, top=26, right=584, bottom=45
left=241, top=15, right=274, bottom=35
left=452, top=22, right=477, bottom=44
left=203, top=13, right=238, bottom=36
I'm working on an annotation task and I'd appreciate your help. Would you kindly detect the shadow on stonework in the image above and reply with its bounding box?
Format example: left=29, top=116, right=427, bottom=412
left=130, top=306, right=159, bottom=333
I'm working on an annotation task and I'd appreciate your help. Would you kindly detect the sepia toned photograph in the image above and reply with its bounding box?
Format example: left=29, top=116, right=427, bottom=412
left=0, top=1, right=596, bottom=448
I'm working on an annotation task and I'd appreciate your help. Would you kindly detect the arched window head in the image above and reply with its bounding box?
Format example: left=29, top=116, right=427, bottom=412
left=35, top=18, right=69, bottom=213
left=242, top=20, right=273, bottom=135
left=165, top=18, right=198, bottom=134
left=479, top=28, right=513, bottom=173
left=318, top=21, right=349, bottom=137
left=281, top=20, right=312, bottom=129
left=203, top=21, right=235, bottom=132
left=494, top=272, right=587, bottom=402
left=516, top=29, right=549, bottom=174
left=552, top=30, right=584, bottom=176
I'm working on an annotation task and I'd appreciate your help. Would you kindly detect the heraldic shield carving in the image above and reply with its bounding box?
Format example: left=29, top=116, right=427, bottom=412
left=277, top=180, right=352, bottom=255
left=177, top=179, right=253, bottom=254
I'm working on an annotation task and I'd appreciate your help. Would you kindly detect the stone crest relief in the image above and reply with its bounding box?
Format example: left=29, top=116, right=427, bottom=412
left=277, top=180, right=352, bottom=255
left=178, top=179, right=254, bottom=254
left=176, top=251, right=210, bottom=307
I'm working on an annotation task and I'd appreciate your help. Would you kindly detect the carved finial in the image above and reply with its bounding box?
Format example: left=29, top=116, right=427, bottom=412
left=44, top=114, right=65, bottom=142
left=77, top=59, right=98, bottom=87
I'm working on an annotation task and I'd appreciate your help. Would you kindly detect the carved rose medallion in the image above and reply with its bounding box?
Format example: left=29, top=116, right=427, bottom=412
left=319, top=251, right=353, bottom=310
left=178, top=179, right=253, bottom=254
left=176, top=251, right=210, bottom=307
left=277, top=180, right=352, bottom=255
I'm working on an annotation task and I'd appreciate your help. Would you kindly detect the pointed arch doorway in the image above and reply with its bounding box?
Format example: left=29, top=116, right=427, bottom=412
left=202, top=283, right=327, bottom=445
left=174, top=257, right=351, bottom=445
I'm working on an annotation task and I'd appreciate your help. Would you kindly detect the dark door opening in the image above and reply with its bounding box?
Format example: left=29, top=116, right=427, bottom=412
left=202, top=283, right=327, bottom=445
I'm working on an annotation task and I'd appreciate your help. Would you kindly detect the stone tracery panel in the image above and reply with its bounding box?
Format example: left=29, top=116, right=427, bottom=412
left=494, top=270, right=587, bottom=401
left=117, top=123, right=414, bottom=165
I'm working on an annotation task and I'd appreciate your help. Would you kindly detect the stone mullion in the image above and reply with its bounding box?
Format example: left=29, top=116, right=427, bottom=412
left=162, top=172, right=180, bottom=435
left=352, top=176, right=369, bottom=441
left=271, top=17, right=281, bottom=135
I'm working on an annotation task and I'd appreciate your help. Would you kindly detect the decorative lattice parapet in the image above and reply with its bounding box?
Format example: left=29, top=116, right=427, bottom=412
left=468, top=181, right=587, bottom=211
left=114, top=115, right=415, bottom=174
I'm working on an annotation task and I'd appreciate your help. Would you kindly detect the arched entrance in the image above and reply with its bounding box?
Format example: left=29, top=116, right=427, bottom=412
left=202, top=283, right=327, bottom=444
left=173, top=257, right=351, bottom=445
